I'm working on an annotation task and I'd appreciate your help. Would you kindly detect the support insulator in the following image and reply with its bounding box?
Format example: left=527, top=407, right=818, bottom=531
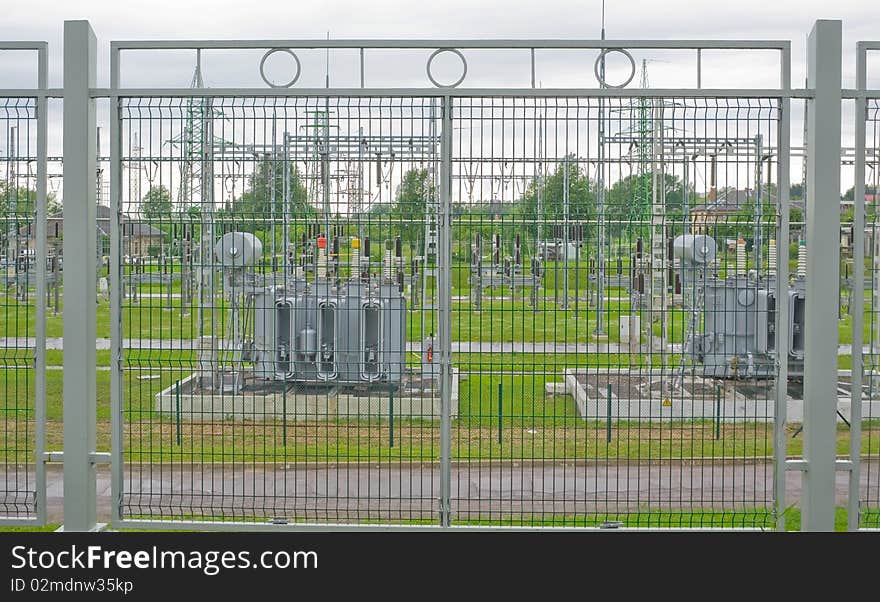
left=798, top=240, right=807, bottom=278
left=768, top=238, right=777, bottom=277
left=736, top=238, right=747, bottom=276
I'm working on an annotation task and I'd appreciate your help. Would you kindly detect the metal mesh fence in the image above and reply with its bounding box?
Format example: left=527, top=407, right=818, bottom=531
left=118, top=96, right=442, bottom=523
left=861, top=98, right=880, bottom=529
left=0, top=97, right=39, bottom=520
left=449, top=97, right=780, bottom=528
left=115, top=93, right=783, bottom=527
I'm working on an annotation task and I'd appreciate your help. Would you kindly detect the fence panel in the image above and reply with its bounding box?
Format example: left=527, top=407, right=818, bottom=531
left=857, top=48, right=880, bottom=526
left=105, top=38, right=796, bottom=530
left=0, top=42, right=48, bottom=526
left=115, top=95, right=445, bottom=526
left=448, top=96, right=783, bottom=528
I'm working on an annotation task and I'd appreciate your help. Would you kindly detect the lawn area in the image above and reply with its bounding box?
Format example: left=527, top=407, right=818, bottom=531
left=0, top=509, right=854, bottom=531
left=2, top=364, right=878, bottom=463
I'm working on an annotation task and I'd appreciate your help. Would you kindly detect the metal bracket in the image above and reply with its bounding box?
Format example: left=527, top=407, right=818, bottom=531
left=43, top=451, right=112, bottom=464
left=784, top=459, right=854, bottom=472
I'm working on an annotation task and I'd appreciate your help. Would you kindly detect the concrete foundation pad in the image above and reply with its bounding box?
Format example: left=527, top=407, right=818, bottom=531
left=562, top=368, right=880, bottom=423
left=155, top=371, right=459, bottom=421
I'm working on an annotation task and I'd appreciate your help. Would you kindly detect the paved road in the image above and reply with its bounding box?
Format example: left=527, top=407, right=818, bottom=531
left=4, top=461, right=876, bottom=524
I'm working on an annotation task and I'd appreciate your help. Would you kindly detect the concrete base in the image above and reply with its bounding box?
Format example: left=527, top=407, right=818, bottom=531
left=155, top=370, right=459, bottom=421
left=562, top=368, right=880, bottom=423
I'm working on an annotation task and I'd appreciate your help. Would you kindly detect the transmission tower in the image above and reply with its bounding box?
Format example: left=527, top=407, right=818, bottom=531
left=174, top=50, right=208, bottom=212
left=632, top=60, right=653, bottom=224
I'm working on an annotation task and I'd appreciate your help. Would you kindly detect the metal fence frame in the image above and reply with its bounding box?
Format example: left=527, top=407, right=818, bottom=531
left=86, top=25, right=807, bottom=532
left=848, top=40, right=880, bottom=531
left=0, top=41, right=49, bottom=527
left=0, top=18, right=858, bottom=531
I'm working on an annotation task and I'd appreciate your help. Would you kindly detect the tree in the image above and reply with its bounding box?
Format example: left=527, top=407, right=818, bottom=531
left=516, top=157, right=595, bottom=240
left=140, top=185, right=173, bottom=219
left=0, top=181, right=60, bottom=219
left=231, top=157, right=313, bottom=234
left=843, top=184, right=877, bottom=202
left=790, top=183, right=803, bottom=200
left=604, top=172, right=688, bottom=239
left=391, top=168, right=434, bottom=244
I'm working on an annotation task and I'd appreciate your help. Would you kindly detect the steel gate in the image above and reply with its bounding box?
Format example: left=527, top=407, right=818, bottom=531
left=850, top=41, right=880, bottom=530
left=0, top=42, right=48, bottom=527
left=95, top=34, right=805, bottom=530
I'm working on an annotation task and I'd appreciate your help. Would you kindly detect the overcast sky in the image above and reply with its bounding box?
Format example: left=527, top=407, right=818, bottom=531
left=1, top=0, right=877, bottom=88
left=1, top=0, right=878, bottom=200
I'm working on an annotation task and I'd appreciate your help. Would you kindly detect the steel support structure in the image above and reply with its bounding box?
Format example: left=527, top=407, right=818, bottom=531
left=801, top=20, right=841, bottom=531
left=61, top=20, right=101, bottom=531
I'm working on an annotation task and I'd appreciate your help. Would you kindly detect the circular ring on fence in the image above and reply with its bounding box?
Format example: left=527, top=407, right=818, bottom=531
left=259, top=48, right=302, bottom=88
left=426, top=48, right=468, bottom=88
left=594, top=48, right=636, bottom=89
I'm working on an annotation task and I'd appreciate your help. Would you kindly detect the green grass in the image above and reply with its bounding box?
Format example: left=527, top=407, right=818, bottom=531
left=0, top=509, right=854, bottom=531
left=0, top=524, right=60, bottom=532
left=2, top=364, right=878, bottom=462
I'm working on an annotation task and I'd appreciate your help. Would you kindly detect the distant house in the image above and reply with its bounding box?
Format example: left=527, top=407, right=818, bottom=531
left=121, top=220, right=165, bottom=256
left=19, top=204, right=165, bottom=257
left=689, top=186, right=778, bottom=235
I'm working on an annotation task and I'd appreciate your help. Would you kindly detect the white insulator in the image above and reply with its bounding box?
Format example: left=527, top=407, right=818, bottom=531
left=350, top=247, right=360, bottom=279
left=317, top=248, right=327, bottom=280
left=736, top=239, right=747, bottom=276
left=797, top=242, right=807, bottom=278
left=768, top=238, right=777, bottom=277
left=383, top=249, right=394, bottom=283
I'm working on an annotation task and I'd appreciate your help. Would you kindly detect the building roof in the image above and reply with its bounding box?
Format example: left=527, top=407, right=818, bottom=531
left=19, top=205, right=163, bottom=240
left=691, top=185, right=777, bottom=215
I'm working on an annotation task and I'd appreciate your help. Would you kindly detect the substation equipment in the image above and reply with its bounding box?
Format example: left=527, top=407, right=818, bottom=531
left=673, top=233, right=806, bottom=379
left=469, top=232, right=544, bottom=310
left=205, top=230, right=413, bottom=394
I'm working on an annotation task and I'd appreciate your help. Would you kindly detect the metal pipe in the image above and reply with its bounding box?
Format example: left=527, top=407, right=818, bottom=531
left=849, top=41, right=867, bottom=531
left=437, top=95, right=453, bottom=528
left=497, top=382, right=503, bottom=447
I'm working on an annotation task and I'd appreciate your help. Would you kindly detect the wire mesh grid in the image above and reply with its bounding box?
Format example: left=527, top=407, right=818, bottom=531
left=118, top=96, right=443, bottom=524
left=0, top=97, right=39, bottom=520
left=449, top=96, right=780, bottom=528
left=862, top=98, right=880, bottom=529
left=115, top=94, right=783, bottom=527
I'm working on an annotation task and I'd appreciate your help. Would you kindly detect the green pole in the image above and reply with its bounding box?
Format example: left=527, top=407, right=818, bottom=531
left=389, top=382, right=395, bottom=448
left=497, top=381, right=503, bottom=447
left=606, top=383, right=612, bottom=443
left=282, top=383, right=287, bottom=447
left=175, top=379, right=181, bottom=447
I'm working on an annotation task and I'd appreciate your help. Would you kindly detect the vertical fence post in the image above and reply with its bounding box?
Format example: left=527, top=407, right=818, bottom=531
left=34, top=42, right=49, bottom=525
left=774, top=41, right=792, bottom=531
left=62, top=20, right=99, bottom=531
left=802, top=19, right=842, bottom=531
left=109, top=38, right=125, bottom=527
left=849, top=42, right=868, bottom=531
left=438, top=95, right=453, bottom=528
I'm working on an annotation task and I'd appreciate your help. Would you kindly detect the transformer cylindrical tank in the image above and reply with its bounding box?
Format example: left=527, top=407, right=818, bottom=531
left=214, top=231, right=263, bottom=269
left=299, top=327, right=317, bottom=361
left=672, top=234, right=716, bottom=266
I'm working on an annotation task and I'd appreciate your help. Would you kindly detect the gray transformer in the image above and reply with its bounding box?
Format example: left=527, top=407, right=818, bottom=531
left=689, top=275, right=805, bottom=378
left=253, top=279, right=407, bottom=386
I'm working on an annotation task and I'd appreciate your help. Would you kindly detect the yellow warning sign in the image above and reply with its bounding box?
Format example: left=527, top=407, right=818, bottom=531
left=662, top=398, right=672, bottom=407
